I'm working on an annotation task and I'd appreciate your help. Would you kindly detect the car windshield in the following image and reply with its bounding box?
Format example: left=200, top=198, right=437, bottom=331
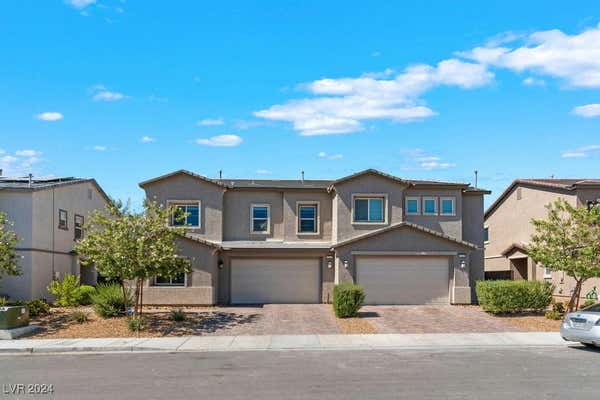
left=582, top=303, right=600, bottom=312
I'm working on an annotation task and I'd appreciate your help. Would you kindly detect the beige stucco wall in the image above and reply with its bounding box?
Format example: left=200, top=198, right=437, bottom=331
left=333, top=173, right=407, bottom=242
left=223, top=190, right=284, bottom=241
left=404, top=188, right=463, bottom=240
left=144, top=174, right=225, bottom=242
left=282, top=190, right=332, bottom=242
left=484, top=185, right=577, bottom=272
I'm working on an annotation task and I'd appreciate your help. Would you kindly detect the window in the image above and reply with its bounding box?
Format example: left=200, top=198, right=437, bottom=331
left=423, top=197, right=437, bottom=215
left=353, top=196, right=385, bottom=223
left=74, top=214, right=84, bottom=240
left=251, top=204, right=270, bottom=233
left=58, top=209, right=68, bottom=230
left=483, top=227, right=489, bottom=243
left=440, top=197, right=455, bottom=216
left=405, top=197, right=420, bottom=215
left=170, top=202, right=200, bottom=227
left=298, top=203, right=318, bottom=234
left=544, top=268, right=552, bottom=279
left=154, top=273, right=185, bottom=286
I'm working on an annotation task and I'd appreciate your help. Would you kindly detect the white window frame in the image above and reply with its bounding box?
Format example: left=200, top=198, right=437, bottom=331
left=153, top=273, right=186, bottom=287
left=351, top=194, right=388, bottom=224
left=58, top=209, right=68, bottom=230
left=74, top=214, right=84, bottom=241
left=544, top=267, right=552, bottom=279
left=250, top=203, right=271, bottom=234
left=296, top=201, right=320, bottom=235
left=405, top=196, right=421, bottom=215
left=422, top=196, right=438, bottom=216
left=167, top=200, right=201, bottom=228
left=440, top=197, right=456, bottom=216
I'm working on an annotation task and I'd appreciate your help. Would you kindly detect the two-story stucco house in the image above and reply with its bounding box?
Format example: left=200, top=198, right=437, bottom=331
left=139, top=169, right=489, bottom=306
left=484, top=178, right=600, bottom=301
left=0, top=174, right=110, bottom=301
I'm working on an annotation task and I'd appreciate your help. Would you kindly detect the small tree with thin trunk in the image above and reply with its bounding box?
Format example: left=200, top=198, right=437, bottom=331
left=75, top=200, right=191, bottom=316
left=528, top=199, right=600, bottom=312
left=0, top=212, right=21, bottom=288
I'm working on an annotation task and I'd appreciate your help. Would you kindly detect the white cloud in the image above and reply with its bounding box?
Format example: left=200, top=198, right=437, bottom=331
left=1, top=155, right=18, bottom=164
left=400, top=148, right=456, bottom=170
left=254, top=58, right=492, bottom=135
left=0, top=149, right=4, bottom=154
left=197, top=118, right=224, bottom=126
left=233, top=119, right=269, bottom=130
left=561, top=144, right=600, bottom=158
left=571, top=103, right=600, bottom=118
left=93, top=145, right=107, bottom=151
left=522, top=77, right=546, bottom=86
left=256, top=169, right=272, bottom=174
left=317, top=151, right=343, bottom=160
left=35, top=112, right=64, bottom=121
left=195, top=134, right=243, bottom=147
left=93, top=91, right=126, bottom=101
left=15, top=150, right=41, bottom=157
left=140, top=136, right=155, bottom=143
left=371, top=51, right=381, bottom=57
left=461, top=23, right=600, bottom=88
left=65, top=0, right=96, bottom=9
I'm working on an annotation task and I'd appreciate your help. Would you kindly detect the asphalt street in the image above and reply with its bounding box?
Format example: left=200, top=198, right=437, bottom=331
left=0, top=346, right=599, bottom=399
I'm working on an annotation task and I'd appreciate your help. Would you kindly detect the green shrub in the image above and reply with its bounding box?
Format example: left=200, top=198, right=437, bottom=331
left=476, top=280, right=553, bottom=314
left=48, top=274, right=81, bottom=307
left=127, top=316, right=147, bottom=332
left=69, top=310, right=89, bottom=324
left=582, top=299, right=597, bottom=309
left=78, top=285, right=96, bottom=306
left=169, top=309, right=186, bottom=322
left=333, top=283, right=365, bottom=318
left=552, top=301, right=565, bottom=314
left=91, top=283, right=131, bottom=318
left=26, top=299, right=50, bottom=317
left=545, top=310, right=563, bottom=320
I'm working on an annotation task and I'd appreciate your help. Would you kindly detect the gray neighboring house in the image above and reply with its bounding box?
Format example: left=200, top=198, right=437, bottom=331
left=140, top=168, right=490, bottom=306
left=484, top=178, right=600, bottom=301
left=0, top=174, right=111, bottom=301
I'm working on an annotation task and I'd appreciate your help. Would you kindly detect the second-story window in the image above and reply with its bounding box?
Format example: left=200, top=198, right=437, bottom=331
left=405, top=197, right=420, bottom=215
left=74, top=214, right=84, bottom=240
left=171, top=202, right=200, bottom=227
left=251, top=204, right=270, bottom=233
left=353, top=196, right=385, bottom=223
left=440, top=197, right=455, bottom=216
left=484, top=227, right=489, bottom=243
left=58, top=209, right=68, bottom=230
left=423, top=197, right=438, bottom=215
left=298, top=203, right=318, bottom=233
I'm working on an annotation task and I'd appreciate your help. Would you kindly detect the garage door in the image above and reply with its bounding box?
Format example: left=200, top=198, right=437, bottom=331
left=356, top=256, right=450, bottom=305
left=231, top=258, right=320, bottom=304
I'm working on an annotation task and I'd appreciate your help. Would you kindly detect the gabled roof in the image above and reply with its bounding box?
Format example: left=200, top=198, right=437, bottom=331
left=332, top=221, right=478, bottom=250
left=501, top=242, right=528, bottom=257
left=0, top=176, right=111, bottom=204
left=225, top=179, right=331, bottom=189
left=139, top=169, right=227, bottom=189
left=327, top=169, right=413, bottom=191
left=485, top=178, right=600, bottom=219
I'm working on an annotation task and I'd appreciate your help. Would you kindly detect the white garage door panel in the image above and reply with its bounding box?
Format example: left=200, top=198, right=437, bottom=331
left=231, top=258, right=320, bottom=304
left=357, top=256, right=450, bottom=305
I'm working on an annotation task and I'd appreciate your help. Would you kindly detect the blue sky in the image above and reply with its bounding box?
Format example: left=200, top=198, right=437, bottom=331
left=1, top=1, right=600, bottom=208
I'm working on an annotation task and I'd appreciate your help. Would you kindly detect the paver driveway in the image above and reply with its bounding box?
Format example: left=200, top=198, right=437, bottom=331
left=190, top=304, right=341, bottom=336
left=359, top=305, right=520, bottom=333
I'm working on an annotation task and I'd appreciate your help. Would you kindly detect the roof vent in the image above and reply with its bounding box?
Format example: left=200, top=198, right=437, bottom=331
left=301, top=170, right=305, bottom=183
left=28, top=173, right=33, bottom=187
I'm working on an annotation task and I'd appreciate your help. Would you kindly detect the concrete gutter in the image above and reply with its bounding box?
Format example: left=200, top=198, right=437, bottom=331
left=0, top=332, right=572, bottom=355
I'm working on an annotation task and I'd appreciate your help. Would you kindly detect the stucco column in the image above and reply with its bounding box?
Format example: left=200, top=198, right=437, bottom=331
left=452, top=253, right=472, bottom=304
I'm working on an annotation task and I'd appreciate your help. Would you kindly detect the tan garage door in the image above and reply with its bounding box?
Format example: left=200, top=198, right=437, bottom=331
left=356, top=256, right=450, bottom=305
left=231, top=258, right=320, bottom=304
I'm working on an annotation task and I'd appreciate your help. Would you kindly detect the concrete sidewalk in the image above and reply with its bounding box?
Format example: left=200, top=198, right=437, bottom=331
left=0, top=332, right=572, bottom=354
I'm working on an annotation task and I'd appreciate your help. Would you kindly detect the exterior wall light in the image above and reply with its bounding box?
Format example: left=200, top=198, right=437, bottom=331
left=218, top=261, right=224, bottom=269
left=343, top=260, right=349, bottom=269
left=327, top=261, right=333, bottom=269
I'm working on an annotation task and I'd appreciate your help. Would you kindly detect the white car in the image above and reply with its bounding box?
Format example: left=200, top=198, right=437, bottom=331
left=561, top=303, right=600, bottom=347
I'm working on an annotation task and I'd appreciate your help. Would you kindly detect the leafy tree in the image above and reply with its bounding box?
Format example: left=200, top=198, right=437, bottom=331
left=528, top=199, right=600, bottom=311
left=0, top=212, right=20, bottom=286
left=75, top=200, right=191, bottom=316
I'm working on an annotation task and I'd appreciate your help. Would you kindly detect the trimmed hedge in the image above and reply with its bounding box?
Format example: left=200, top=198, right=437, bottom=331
left=476, top=280, right=553, bottom=314
left=333, top=283, right=365, bottom=318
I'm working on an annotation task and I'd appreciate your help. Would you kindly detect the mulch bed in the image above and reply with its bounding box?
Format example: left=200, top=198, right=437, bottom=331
left=336, top=317, right=377, bottom=334
left=493, top=312, right=562, bottom=332
left=29, top=307, right=256, bottom=339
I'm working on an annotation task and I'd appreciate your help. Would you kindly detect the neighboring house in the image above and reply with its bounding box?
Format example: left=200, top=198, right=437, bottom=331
left=0, top=174, right=111, bottom=301
left=484, top=178, right=600, bottom=301
left=139, top=168, right=489, bottom=306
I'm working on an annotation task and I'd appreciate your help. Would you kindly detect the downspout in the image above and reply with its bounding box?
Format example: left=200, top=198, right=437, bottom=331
left=52, top=187, right=55, bottom=279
